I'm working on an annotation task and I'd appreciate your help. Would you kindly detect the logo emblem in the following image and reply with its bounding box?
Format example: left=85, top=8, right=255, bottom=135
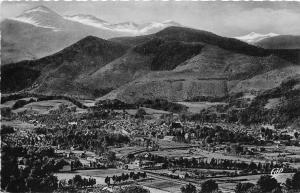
left=270, top=168, right=283, bottom=177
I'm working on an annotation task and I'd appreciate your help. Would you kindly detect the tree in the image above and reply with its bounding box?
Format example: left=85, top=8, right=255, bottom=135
left=245, top=186, right=262, bottom=193
left=121, top=173, right=126, bottom=182
left=201, top=180, right=218, bottom=193
left=1, top=107, right=12, bottom=117
left=291, top=171, right=300, bottom=190
left=105, top=176, right=111, bottom=186
left=135, top=108, right=147, bottom=119
left=271, top=187, right=283, bottom=193
left=257, top=175, right=280, bottom=193
left=181, top=183, right=197, bottom=193
left=235, top=183, right=255, bottom=193
left=73, top=175, right=83, bottom=187
left=40, top=175, right=58, bottom=191
left=286, top=171, right=300, bottom=190
left=88, top=178, right=96, bottom=187
left=1, top=125, right=15, bottom=135
left=106, top=151, right=116, bottom=162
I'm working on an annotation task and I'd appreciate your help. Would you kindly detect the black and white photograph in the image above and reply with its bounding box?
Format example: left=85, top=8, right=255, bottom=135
left=1, top=1, right=300, bottom=193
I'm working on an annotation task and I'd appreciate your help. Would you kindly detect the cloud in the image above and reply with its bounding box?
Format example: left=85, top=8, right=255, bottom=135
left=1, top=2, right=300, bottom=37
left=223, top=8, right=300, bottom=35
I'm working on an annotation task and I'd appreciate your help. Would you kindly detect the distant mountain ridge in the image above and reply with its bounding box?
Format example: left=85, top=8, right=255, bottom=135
left=255, top=35, right=300, bottom=49
left=65, top=14, right=182, bottom=35
left=1, top=5, right=181, bottom=65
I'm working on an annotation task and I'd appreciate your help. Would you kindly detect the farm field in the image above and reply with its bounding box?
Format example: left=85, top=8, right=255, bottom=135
left=1, top=97, right=38, bottom=108
left=12, top=99, right=87, bottom=114
left=156, top=139, right=197, bottom=149
left=55, top=169, right=127, bottom=185
left=79, top=99, right=96, bottom=107
left=55, top=169, right=171, bottom=193
left=112, top=146, right=147, bottom=157
left=151, top=148, right=265, bottom=163
left=176, top=101, right=227, bottom=113
left=116, top=108, right=171, bottom=119
left=1, top=120, right=39, bottom=129
left=215, top=173, right=294, bottom=192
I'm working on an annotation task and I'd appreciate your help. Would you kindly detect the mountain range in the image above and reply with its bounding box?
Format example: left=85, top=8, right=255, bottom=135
left=1, top=6, right=181, bottom=65
left=2, top=25, right=299, bottom=103
left=254, top=35, right=300, bottom=49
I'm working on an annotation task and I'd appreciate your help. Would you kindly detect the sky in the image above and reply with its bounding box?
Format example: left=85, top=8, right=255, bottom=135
left=1, top=1, right=300, bottom=37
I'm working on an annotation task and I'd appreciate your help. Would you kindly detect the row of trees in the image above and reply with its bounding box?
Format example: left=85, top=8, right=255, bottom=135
left=180, top=172, right=300, bottom=193
left=35, top=124, right=130, bottom=154
left=235, top=172, right=300, bottom=193
left=66, top=175, right=96, bottom=188
left=105, top=172, right=147, bottom=186
left=139, top=153, right=287, bottom=173
left=181, top=180, right=218, bottom=193
left=169, top=125, right=258, bottom=145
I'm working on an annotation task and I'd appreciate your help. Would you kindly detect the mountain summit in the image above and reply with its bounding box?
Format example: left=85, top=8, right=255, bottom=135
left=64, top=14, right=181, bottom=35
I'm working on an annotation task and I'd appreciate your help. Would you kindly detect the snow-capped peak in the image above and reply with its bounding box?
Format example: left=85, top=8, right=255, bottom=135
left=64, top=14, right=181, bottom=35
left=24, top=6, right=53, bottom=14
left=9, top=5, right=181, bottom=35
left=64, top=14, right=110, bottom=29
left=65, top=14, right=107, bottom=24
left=139, top=20, right=181, bottom=34
left=11, top=6, right=62, bottom=31
left=235, top=32, right=279, bottom=43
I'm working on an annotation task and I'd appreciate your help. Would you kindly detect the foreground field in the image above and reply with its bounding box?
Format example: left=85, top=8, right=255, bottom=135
left=55, top=168, right=294, bottom=193
left=55, top=169, right=170, bottom=193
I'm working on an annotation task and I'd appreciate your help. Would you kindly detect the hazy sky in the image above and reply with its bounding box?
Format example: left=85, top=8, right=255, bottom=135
left=2, top=1, right=300, bottom=37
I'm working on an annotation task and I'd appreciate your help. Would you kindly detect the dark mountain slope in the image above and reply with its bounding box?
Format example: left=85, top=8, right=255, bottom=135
left=133, top=38, right=204, bottom=70
left=111, top=26, right=300, bottom=64
left=154, top=27, right=267, bottom=56
left=238, top=75, right=300, bottom=128
left=100, top=44, right=296, bottom=103
left=78, top=39, right=204, bottom=94
left=1, top=65, right=40, bottom=92
left=111, top=26, right=264, bottom=56
left=1, top=36, right=129, bottom=95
